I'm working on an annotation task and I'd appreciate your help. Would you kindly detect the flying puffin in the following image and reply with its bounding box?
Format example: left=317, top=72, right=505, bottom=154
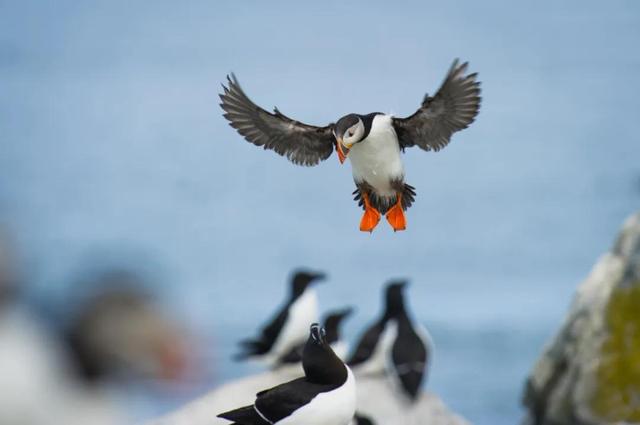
left=219, top=59, right=481, bottom=232
left=235, top=270, right=325, bottom=365
left=218, top=323, right=356, bottom=425
left=347, top=281, right=432, bottom=401
left=277, top=306, right=353, bottom=365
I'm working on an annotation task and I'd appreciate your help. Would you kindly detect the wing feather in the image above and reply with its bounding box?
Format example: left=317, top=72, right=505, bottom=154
left=393, top=59, right=481, bottom=152
left=219, top=75, right=336, bottom=166
left=254, top=378, right=336, bottom=423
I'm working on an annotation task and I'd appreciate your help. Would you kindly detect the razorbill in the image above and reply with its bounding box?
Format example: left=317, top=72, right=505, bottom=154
left=218, top=323, right=356, bottom=425
left=235, top=270, right=325, bottom=365
left=277, top=306, right=353, bottom=365
left=219, top=59, right=481, bottom=232
left=347, top=281, right=432, bottom=401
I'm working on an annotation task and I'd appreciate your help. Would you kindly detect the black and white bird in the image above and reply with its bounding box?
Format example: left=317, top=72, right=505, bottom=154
left=219, top=59, right=481, bottom=232
left=347, top=281, right=432, bottom=401
left=218, top=323, right=356, bottom=425
left=235, top=270, right=325, bottom=366
left=277, top=307, right=353, bottom=365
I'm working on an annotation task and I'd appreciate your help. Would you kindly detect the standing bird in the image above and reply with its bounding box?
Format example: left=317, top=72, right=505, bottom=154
left=235, top=270, right=325, bottom=366
left=277, top=306, right=353, bottom=365
left=347, top=281, right=432, bottom=401
left=218, top=323, right=356, bottom=425
left=219, top=59, right=481, bottom=232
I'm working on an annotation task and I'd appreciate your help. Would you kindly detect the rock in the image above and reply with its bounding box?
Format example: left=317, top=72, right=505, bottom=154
left=522, top=211, right=640, bottom=425
left=151, top=367, right=470, bottom=425
left=355, top=375, right=470, bottom=425
left=149, top=365, right=304, bottom=425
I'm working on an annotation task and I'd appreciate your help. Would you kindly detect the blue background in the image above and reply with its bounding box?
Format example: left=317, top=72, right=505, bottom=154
left=1, top=1, right=639, bottom=424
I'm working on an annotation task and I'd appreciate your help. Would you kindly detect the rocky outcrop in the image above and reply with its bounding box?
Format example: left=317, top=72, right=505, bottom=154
left=523, top=212, right=640, bottom=425
left=151, top=367, right=470, bottom=425
left=355, top=375, right=470, bottom=425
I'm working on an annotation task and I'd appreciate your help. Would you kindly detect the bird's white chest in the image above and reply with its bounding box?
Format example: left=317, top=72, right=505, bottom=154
left=269, top=290, right=318, bottom=362
left=348, top=115, right=404, bottom=197
left=278, top=368, right=356, bottom=425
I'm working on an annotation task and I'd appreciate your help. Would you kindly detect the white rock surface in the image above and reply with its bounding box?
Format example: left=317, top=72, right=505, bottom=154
left=152, top=367, right=469, bottom=425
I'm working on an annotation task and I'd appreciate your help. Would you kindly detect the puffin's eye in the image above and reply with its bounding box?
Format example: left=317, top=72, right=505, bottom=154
left=347, top=130, right=354, bottom=137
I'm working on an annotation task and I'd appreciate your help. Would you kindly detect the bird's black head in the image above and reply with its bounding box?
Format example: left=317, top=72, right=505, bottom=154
left=290, top=269, right=325, bottom=297
left=303, top=323, right=347, bottom=385
left=334, top=114, right=363, bottom=141
left=384, top=280, right=408, bottom=318
left=323, top=307, right=354, bottom=344
left=333, top=114, right=365, bottom=158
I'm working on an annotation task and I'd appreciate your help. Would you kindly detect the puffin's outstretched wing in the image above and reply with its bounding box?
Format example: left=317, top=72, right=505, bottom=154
left=220, top=75, right=336, bottom=166
left=393, top=59, right=481, bottom=152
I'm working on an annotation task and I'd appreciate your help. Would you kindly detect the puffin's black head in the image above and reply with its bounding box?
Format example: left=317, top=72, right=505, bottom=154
left=323, top=307, right=354, bottom=344
left=384, top=280, right=408, bottom=318
left=333, top=114, right=366, bottom=163
left=303, top=323, right=347, bottom=385
left=291, top=269, right=325, bottom=297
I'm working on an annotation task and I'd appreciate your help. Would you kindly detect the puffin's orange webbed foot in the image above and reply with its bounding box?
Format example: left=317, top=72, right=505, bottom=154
left=359, top=192, right=381, bottom=232
left=386, top=194, right=406, bottom=232
left=360, top=207, right=381, bottom=232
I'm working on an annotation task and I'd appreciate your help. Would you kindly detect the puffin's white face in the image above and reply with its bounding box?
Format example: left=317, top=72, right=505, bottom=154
left=334, top=114, right=365, bottom=164
left=341, top=119, right=365, bottom=149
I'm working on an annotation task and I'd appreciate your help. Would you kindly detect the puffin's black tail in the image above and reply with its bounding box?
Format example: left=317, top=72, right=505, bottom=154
left=353, top=183, right=416, bottom=214
left=217, top=405, right=269, bottom=425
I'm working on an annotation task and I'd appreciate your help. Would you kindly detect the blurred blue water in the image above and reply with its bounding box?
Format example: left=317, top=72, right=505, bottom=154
left=1, top=1, right=639, bottom=424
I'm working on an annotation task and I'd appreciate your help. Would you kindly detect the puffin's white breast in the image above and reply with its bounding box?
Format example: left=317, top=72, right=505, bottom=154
left=349, top=115, right=404, bottom=197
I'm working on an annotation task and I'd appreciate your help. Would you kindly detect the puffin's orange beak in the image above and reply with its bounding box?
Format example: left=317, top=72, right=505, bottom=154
left=336, top=138, right=350, bottom=164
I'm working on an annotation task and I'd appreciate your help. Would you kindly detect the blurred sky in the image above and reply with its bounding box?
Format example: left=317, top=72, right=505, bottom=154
left=1, top=1, right=639, bottom=424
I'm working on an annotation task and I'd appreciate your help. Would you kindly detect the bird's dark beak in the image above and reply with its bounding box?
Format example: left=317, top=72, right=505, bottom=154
left=337, top=307, right=354, bottom=320
left=397, top=280, right=409, bottom=289
left=310, top=323, right=326, bottom=344
left=310, top=272, right=326, bottom=283
left=336, top=138, right=350, bottom=164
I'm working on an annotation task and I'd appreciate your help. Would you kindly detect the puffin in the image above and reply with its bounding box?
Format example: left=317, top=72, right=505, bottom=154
left=347, top=281, right=432, bottom=401
left=277, top=306, right=353, bottom=365
left=235, top=270, right=325, bottom=365
left=218, top=323, right=356, bottom=425
left=219, top=59, right=481, bottom=232
left=0, top=274, right=190, bottom=425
